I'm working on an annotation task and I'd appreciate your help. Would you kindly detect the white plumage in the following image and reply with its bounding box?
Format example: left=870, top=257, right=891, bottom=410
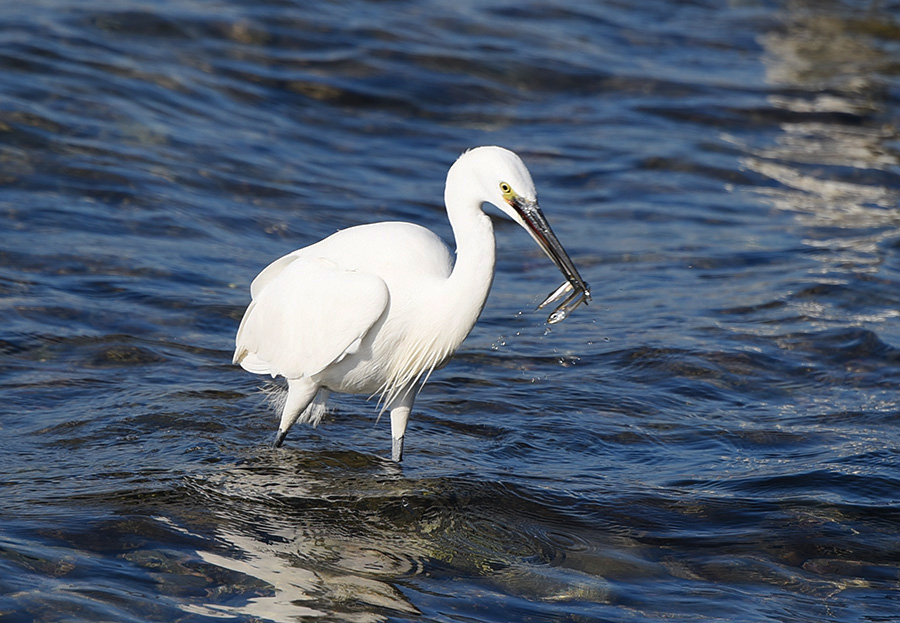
left=234, top=146, right=590, bottom=461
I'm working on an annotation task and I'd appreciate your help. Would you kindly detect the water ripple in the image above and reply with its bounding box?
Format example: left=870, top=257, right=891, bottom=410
left=2, top=0, right=900, bottom=621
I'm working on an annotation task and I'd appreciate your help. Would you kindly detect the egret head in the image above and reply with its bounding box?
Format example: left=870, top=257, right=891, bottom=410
left=448, top=146, right=537, bottom=219
left=447, top=146, right=591, bottom=323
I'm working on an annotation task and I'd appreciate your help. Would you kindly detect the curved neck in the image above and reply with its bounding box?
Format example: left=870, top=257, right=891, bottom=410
left=444, top=170, right=496, bottom=330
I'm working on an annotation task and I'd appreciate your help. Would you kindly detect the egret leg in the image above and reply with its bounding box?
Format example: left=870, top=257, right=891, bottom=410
left=391, top=434, right=404, bottom=463
left=389, top=398, right=413, bottom=462
left=274, top=378, right=319, bottom=448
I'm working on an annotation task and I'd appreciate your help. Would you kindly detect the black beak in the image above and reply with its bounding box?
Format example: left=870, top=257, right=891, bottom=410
left=510, top=197, right=591, bottom=323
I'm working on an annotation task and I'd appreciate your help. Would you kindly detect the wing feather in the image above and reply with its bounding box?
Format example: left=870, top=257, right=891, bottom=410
left=248, top=251, right=301, bottom=299
left=234, top=256, right=389, bottom=379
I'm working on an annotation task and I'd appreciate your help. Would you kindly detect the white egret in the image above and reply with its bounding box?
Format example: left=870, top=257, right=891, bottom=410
left=234, top=146, right=590, bottom=461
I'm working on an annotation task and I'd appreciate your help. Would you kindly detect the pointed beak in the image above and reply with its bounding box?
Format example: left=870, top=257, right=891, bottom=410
left=509, top=197, right=591, bottom=324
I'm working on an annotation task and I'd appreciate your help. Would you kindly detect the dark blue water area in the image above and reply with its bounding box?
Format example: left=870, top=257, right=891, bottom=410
left=2, top=0, right=900, bottom=621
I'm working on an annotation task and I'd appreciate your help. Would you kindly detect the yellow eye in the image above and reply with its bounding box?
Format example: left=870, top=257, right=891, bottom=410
left=499, top=182, right=512, bottom=194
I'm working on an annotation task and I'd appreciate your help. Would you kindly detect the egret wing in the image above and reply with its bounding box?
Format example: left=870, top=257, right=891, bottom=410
left=248, top=250, right=301, bottom=299
left=234, top=256, right=389, bottom=379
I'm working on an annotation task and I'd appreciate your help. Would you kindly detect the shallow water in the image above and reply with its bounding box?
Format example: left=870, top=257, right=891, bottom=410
left=2, top=1, right=900, bottom=621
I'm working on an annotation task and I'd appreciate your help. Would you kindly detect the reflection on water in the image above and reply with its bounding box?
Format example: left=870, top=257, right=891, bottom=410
left=183, top=459, right=421, bottom=622
left=175, top=454, right=623, bottom=621
left=749, top=4, right=900, bottom=254
left=736, top=2, right=900, bottom=339
left=189, top=528, right=408, bottom=622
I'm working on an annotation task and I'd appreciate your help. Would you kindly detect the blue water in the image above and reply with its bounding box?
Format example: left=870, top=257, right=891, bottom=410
left=2, top=1, right=900, bottom=621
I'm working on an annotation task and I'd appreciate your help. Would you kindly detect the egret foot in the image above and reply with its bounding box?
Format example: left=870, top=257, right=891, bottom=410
left=391, top=435, right=404, bottom=462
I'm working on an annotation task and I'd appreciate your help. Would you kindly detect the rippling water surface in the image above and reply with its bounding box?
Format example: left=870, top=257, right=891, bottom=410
left=2, top=1, right=900, bottom=621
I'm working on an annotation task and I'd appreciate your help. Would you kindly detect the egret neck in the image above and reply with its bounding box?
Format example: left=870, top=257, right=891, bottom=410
left=443, top=163, right=497, bottom=338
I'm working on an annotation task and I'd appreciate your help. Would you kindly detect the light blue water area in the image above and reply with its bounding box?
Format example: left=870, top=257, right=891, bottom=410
left=2, top=1, right=900, bottom=622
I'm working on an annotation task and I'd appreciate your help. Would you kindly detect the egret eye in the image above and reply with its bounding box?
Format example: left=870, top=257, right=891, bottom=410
left=499, top=182, right=512, bottom=194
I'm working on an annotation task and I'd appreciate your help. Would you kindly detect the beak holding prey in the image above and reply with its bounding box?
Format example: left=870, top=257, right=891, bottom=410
left=508, top=196, right=591, bottom=324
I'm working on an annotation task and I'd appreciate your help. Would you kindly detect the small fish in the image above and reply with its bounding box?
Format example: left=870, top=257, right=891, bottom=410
left=538, top=280, right=591, bottom=324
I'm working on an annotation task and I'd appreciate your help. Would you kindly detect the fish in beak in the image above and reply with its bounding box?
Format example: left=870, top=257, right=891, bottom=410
left=508, top=196, right=591, bottom=324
